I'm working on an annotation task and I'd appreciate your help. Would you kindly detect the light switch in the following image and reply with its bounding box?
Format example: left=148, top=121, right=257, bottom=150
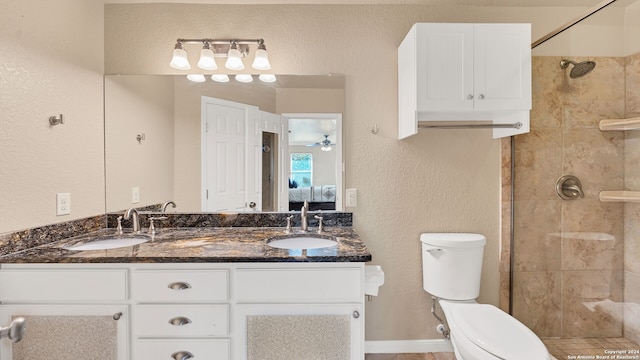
left=346, top=188, right=357, bottom=207
left=132, top=187, right=140, bottom=204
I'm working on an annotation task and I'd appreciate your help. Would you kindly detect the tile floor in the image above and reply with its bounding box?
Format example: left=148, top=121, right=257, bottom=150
left=365, top=353, right=455, bottom=360
left=365, top=337, right=640, bottom=360
left=542, top=337, right=640, bottom=360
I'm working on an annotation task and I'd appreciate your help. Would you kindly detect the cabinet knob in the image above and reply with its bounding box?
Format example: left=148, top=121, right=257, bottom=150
left=352, top=311, right=360, bottom=319
left=112, top=312, right=122, bottom=321
left=479, top=94, right=485, bottom=100
left=171, top=351, right=194, bottom=360
left=249, top=201, right=257, bottom=208
left=168, top=282, right=192, bottom=290
left=168, top=316, right=192, bottom=326
left=466, top=94, right=474, bottom=100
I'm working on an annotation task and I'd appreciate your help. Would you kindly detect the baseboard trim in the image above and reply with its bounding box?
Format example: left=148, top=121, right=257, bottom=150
left=365, top=339, right=454, bottom=353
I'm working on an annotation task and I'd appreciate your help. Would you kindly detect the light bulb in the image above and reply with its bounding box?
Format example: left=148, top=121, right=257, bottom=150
left=225, top=43, right=245, bottom=70
left=252, top=47, right=271, bottom=70
left=186, top=74, right=206, bottom=82
left=170, top=43, right=191, bottom=70
left=258, top=74, right=277, bottom=83
left=211, top=74, right=230, bottom=83
left=197, top=44, right=217, bottom=70
left=321, top=145, right=332, bottom=152
left=235, top=74, right=253, bottom=83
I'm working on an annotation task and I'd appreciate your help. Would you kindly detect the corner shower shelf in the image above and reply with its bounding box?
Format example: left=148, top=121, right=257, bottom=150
left=599, top=116, right=640, bottom=131
left=599, top=191, right=640, bottom=203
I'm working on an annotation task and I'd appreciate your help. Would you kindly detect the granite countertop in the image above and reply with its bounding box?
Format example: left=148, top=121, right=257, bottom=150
left=0, top=226, right=372, bottom=264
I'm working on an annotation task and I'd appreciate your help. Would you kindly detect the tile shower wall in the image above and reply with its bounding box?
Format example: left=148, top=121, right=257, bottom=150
left=511, top=56, right=626, bottom=338
left=624, top=52, right=640, bottom=345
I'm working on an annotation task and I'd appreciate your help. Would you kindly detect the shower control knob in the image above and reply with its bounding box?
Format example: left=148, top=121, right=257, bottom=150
left=467, top=94, right=474, bottom=100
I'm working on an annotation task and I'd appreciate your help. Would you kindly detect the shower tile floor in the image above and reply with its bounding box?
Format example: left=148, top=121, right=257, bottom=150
left=542, top=337, right=640, bottom=360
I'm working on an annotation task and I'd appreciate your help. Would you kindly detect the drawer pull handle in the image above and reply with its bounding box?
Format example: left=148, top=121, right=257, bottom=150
left=171, top=351, right=194, bottom=360
left=169, top=317, right=192, bottom=326
left=168, top=282, right=192, bottom=290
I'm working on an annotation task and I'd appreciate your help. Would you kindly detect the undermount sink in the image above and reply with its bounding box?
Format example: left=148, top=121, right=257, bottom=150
left=65, top=235, right=150, bottom=251
left=267, top=235, right=337, bottom=250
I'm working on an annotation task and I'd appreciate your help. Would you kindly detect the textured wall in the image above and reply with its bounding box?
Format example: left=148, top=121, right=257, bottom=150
left=0, top=0, right=105, bottom=233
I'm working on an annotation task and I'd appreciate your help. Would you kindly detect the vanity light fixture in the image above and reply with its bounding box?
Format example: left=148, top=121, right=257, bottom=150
left=235, top=74, right=253, bottom=83
left=225, top=42, right=245, bottom=70
left=211, top=74, right=230, bottom=83
left=170, top=42, right=191, bottom=70
left=251, top=40, right=271, bottom=70
left=197, top=42, right=217, bottom=70
left=169, top=38, right=271, bottom=72
left=258, top=74, right=277, bottom=83
left=186, top=74, right=206, bottom=82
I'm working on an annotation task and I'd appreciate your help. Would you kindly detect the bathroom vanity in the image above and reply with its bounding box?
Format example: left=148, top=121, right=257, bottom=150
left=0, top=222, right=371, bottom=360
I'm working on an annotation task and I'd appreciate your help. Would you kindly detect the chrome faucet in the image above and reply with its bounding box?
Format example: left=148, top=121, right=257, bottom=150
left=161, top=201, right=176, bottom=212
left=300, top=200, right=309, bottom=232
left=124, top=208, right=140, bottom=233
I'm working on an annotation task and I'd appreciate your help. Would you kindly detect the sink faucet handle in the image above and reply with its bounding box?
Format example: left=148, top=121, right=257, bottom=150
left=148, top=216, right=168, bottom=235
left=285, top=215, right=294, bottom=233
left=314, top=215, right=324, bottom=234
left=116, top=216, right=124, bottom=235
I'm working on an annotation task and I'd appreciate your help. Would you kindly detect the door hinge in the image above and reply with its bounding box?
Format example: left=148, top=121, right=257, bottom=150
left=205, top=122, right=209, bottom=132
left=206, top=190, right=209, bottom=199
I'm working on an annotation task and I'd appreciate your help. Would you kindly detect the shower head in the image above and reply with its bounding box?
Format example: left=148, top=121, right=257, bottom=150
left=560, top=59, right=596, bottom=78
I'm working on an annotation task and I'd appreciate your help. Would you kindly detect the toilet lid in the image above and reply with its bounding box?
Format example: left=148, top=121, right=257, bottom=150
left=449, top=303, right=548, bottom=360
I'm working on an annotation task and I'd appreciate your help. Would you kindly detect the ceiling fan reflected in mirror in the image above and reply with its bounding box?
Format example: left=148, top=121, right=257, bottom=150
left=306, top=134, right=335, bottom=152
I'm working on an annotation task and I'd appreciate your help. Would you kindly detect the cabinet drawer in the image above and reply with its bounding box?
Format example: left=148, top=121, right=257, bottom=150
left=134, top=304, right=229, bottom=337
left=236, top=268, right=362, bottom=302
left=132, top=270, right=228, bottom=302
left=135, top=339, right=230, bottom=360
left=0, top=269, right=127, bottom=302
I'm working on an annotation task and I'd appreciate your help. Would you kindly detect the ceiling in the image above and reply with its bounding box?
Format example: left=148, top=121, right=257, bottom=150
left=105, top=0, right=608, bottom=7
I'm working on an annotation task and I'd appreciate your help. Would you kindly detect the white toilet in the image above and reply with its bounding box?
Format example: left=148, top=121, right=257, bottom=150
left=421, top=233, right=551, bottom=360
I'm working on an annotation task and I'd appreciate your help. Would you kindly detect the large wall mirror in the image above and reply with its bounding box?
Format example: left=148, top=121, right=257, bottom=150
left=104, top=74, right=345, bottom=213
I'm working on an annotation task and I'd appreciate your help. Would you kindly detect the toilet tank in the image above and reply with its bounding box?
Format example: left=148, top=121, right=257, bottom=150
left=420, top=233, right=486, bottom=300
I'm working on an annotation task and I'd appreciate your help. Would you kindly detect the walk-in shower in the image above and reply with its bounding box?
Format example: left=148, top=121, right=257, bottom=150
left=559, top=59, right=597, bottom=78
left=507, top=0, right=640, bottom=358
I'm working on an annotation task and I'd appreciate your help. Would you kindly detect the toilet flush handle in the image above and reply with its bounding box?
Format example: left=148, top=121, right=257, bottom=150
left=425, top=248, right=442, bottom=254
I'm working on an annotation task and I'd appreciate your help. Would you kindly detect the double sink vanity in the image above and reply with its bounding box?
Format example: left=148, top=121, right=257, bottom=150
left=0, top=211, right=371, bottom=360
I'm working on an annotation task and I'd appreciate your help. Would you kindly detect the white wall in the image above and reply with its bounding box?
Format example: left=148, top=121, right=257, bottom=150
left=104, top=75, right=175, bottom=212
left=0, top=0, right=104, bottom=233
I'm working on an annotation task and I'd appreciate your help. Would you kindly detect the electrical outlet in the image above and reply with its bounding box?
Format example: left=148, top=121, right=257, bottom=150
left=346, top=188, right=357, bottom=207
left=132, top=187, right=140, bottom=204
left=56, top=193, right=71, bottom=216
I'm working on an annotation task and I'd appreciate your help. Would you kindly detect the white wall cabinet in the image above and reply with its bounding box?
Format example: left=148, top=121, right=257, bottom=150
left=0, top=262, right=365, bottom=360
left=398, top=22, right=531, bottom=139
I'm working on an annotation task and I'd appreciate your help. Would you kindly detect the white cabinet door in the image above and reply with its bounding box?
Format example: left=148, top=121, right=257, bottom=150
left=234, top=303, right=364, bottom=360
left=416, top=23, right=474, bottom=111
left=416, top=23, right=530, bottom=112
left=0, top=304, right=129, bottom=360
left=473, top=24, right=531, bottom=111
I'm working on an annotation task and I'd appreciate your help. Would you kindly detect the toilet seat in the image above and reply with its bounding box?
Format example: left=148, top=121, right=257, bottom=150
left=448, top=303, right=549, bottom=360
